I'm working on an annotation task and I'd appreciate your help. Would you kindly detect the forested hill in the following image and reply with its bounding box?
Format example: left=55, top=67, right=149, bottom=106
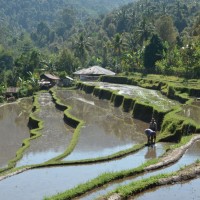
left=0, top=0, right=134, bottom=32
left=0, top=0, right=200, bottom=93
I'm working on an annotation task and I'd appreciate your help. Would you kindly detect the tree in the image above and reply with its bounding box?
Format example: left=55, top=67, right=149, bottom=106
left=33, top=22, right=50, bottom=47
left=56, top=49, right=79, bottom=75
left=192, top=15, right=200, bottom=37
left=155, top=15, right=178, bottom=45
left=144, top=34, right=166, bottom=72
left=181, top=42, right=200, bottom=79
left=135, top=17, right=154, bottom=46
left=155, top=45, right=183, bottom=76
left=114, top=8, right=129, bottom=33
left=73, top=34, right=91, bottom=67
left=111, top=33, right=125, bottom=72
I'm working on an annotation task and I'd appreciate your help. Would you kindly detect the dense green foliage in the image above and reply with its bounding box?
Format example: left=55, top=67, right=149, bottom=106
left=0, top=0, right=200, bottom=95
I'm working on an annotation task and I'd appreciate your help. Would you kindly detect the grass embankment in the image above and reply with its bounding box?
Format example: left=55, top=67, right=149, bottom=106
left=102, top=160, right=200, bottom=200
left=0, top=94, right=43, bottom=175
left=45, top=88, right=146, bottom=165
left=77, top=80, right=200, bottom=142
left=78, top=81, right=173, bottom=132
left=44, top=135, right=196, bottom=200
left=0, top=87, right=147, bottom=176
left=100, top=74, right=200, bottom=103
left=44, top=77, right=200, bottom=200
left=89, top=74, right=200, bottom=139
left=41, top=88, right=84, bottom=163
left=43, top=159, right=159, bottom=200
left=158, top=107, right=200, bottom=142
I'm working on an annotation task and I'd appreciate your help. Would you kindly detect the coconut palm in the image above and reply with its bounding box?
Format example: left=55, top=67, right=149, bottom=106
left=73, top=34, right=92, bottom=67
left=135, top=17, right=155, bottom=46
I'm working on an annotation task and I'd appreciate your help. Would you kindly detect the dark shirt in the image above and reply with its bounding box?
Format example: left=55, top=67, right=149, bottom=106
left=149, top=121, right=157, bottom=131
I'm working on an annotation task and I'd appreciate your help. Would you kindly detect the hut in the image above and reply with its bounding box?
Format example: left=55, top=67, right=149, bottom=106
left=4, top=87, right=20, bottom=101
left=73, top=65, right=115, bottom=81
left=39, top=73, right=60, bottom=88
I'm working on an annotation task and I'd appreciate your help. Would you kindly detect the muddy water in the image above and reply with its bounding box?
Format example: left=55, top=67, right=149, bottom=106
left=16, top=93, right=73, bottom=167
left=56, top=90, right=148, bottom=161
left=0, top=98, right=32, bottom=168
left=0, top=143, right=166, bottom=200
left=78, top=141, right=200, bottom=200
left=85, top=82, right=179, bottom=111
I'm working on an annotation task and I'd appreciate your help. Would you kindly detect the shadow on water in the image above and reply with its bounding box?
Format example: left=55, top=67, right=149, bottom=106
left=0, top=143, right=166, bottom=200
left=56, top=90, right=149, bottom=161
left=77, top=141, right=200, bottom=200
left=16, top=93, right=74, bottom=167
left=0, top=98, right=32, bottom=169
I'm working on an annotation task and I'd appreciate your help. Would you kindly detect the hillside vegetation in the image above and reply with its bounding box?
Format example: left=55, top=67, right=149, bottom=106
left=0, top=0, right=134, bottom=32
left=0, top=0, right=200, bottom=98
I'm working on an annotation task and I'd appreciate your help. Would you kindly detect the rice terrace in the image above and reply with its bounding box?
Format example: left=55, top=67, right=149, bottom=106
left=0, top=74, right=200, bottom=200
left=0, top=0, right=200, bottom=199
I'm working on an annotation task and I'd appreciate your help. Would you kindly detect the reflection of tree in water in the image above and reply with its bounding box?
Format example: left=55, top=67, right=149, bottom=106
left=17, top=92, right=73, bottom=155
left=15, top=98, right=33, bottom=126
left=1, top=104, right=21, bottom=124
left=101, top=114, right=144, bottom=142
left=57, top=89, right=147, bottom=143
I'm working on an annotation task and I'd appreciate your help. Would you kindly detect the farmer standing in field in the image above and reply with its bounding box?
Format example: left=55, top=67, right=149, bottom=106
left=149, top=118, right=157, bottom=144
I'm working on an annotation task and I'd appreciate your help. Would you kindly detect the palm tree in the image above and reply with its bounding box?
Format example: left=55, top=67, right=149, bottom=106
left=73, top=34, right=91, bottom=67
left=114, top=8, right=129, bottom=33
left=111, top=33, right=125, bottom=72
left=135, top=17, right=154, bottom=46
left=113, top=33, right=124, bottom=57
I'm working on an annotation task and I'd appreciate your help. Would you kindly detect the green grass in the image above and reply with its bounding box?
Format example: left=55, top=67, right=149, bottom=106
left=0, top=94, right=43, bottom=174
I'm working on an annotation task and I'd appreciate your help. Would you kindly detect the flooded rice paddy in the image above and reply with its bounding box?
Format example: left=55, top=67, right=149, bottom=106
left=56, top=90, right=148, bottom=161
left=134, top=178, right=200, bottom=200
left=0, top=98, right=32, bottom=168
left=85, top=82, right=179, bottom=111
left=76, top=141, right=200, bottom=200
left=16, top=93, right=73, bottom=167
left=0, top=143, right=166, bottom=200
left=0, top=83, right=199, bottom=200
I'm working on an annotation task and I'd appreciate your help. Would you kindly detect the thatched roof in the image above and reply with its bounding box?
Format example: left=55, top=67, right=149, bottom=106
left=73, top=66, right=115, bottom=76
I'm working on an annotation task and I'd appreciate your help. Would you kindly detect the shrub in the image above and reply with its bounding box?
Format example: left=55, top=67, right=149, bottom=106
left=0, top=95, right=4, bottom=103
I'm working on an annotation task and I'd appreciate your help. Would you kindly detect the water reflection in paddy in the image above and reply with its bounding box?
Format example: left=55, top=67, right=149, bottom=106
left=86, top=82, right=179, bottom=111
left=78, top=141, right=200, bottom=200
left=133, top=179, right=200, bottom=200
left=56, top=90, right=148, bottom=161
left=16, top=93, right=73, bottom=167
left=0, top=143, right=166, bottom=200
left=134, top=178, right=200, bottom=200
left=134, top=179, right=200, bottom=200
left=0, top=98, right=32, bottom=168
